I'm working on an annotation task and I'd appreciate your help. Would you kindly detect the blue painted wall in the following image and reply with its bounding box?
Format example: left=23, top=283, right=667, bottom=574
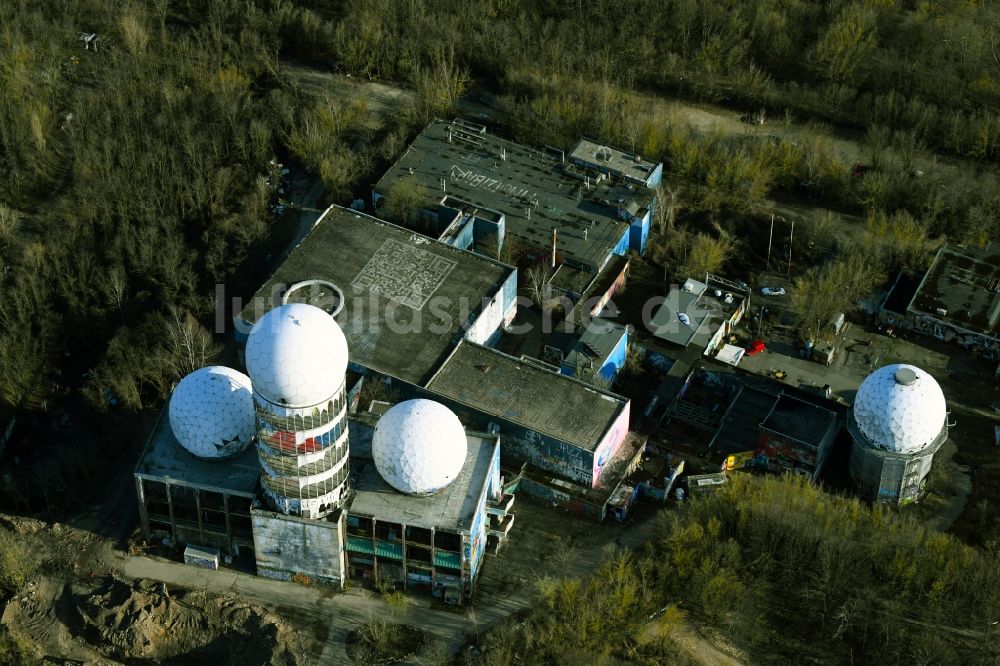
left=465, top=442, right=498, bottom=581
left=629, top=209, right=650, bottom=255
left=373, top=372, right=605, bottom=486
left=560, top=327, right=628, bottom=382
left=600, top=330, right=628, bottom=381
left=472, top=215, right=505, bottom=252
left=450, top=217, right=475, bottom=250
left=501, top=269, right=518, bottom=322
left=613, top=226, right=631, bottom=257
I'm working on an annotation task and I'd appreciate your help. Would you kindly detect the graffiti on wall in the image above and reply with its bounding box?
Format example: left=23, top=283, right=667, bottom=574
left=591, top=402, right=631, bottom=486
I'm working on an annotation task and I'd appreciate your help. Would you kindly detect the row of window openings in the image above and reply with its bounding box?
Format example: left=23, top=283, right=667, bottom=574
left=257, top=421, right=347, bottom=454
left=255, top=392, right=347, bottom=428
left=262, top=462, right=349, bottom=499
left=259, top=444, right=348, bottom=477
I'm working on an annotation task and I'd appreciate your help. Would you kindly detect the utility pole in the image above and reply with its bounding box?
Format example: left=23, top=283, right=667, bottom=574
left=766, top=214, right=774, bottom=269
left=787, top=219, right=794, bottom=278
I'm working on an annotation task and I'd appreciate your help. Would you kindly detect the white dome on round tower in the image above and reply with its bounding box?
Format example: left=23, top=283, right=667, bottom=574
left=245, top=303, right=348, bottom=408
left=169, top=366, right=255, bottom=459
left=372, top=399, right=468, bottom=496
left=852, top=364, right=946, bottom=454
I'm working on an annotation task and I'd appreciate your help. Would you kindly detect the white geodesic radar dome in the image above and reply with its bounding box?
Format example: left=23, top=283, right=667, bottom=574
left=852, top=364, right=947, bottom=454
left=169, top=366, right=256, bottom=459
left=245, top=303, right=348, bottom=408
left=372, top=399, right=468, bottom=496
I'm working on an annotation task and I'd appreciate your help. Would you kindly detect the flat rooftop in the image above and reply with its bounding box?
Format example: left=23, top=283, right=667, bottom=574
left=134, top=409, right=260, bottom=497
left=346, top=415, right=495, bottom=531
left=760, top=393, right=837, bottom=448
left=563, top=318, right=627, bottom=371
left=427, top=341, right=628, bottom=451
left=238, top=205, right=514, bottom=385
left=711, top=385, right=778, bottom=457
left=376, top=120, right=652, bottom=270
left=909, top=243, right=1000, bottom=336
left=651, top=278, right=744, bottom=348
left=569, top=138, right=659, bottom=183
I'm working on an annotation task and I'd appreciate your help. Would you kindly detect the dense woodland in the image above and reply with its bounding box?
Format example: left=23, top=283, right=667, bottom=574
left=1, top=1, right=999, bottom=659
left=471, top=475, right=1000, bottom=665
left=4, top=0, right=999, bottom=416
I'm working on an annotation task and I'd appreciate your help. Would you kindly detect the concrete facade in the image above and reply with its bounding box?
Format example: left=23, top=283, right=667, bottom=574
left=559, top=319, right=629, bottom=383
left=134, top=409, right=259, bottom=557
left=343, top=417, right=508, bottom=599
left=889, top=243, right=1000, bottom=360
left=426, top=341, right=631, bottom=487
left=847, top=415, right=947, bottom=504
left=251, top=509, right=347, bottom=585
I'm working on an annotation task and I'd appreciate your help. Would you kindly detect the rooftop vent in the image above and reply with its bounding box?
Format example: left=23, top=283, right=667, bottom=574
left=894, top=367, right=918, bottom=386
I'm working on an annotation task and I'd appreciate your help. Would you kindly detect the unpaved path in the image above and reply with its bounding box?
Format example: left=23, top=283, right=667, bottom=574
left=275, top=61, right=893, bottom=247
left=639, top=616, right=744, bottom=666
left=118, top=552, right=473, bottom=665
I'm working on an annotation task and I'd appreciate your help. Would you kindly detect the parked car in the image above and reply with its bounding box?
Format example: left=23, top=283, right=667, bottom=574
left=760, top=287, right=785, bottom=296
left=678, top=312, right=690, bottom=325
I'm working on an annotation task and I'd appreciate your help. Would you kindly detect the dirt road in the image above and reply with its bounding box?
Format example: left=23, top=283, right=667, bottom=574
left=119, top=552, right=490, bottom=665
left=115, top=499, right=743, bottom=665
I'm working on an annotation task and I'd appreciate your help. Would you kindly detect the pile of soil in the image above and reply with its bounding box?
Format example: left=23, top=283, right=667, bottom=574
left=4, top=576, right=303, bottom=665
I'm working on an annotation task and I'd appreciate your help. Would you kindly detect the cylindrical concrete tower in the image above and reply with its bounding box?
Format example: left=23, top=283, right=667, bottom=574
left=245, top=303, right=350, bottom=519
left=848, top=364, right=948, bottom=505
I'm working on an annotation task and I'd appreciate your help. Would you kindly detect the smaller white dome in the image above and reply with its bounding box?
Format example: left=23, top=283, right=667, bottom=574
left=852, top=364, right=947, bottom=454
left=372, top=399, right=468, bottom=496
left=169, top=366, right=255, bottom=459
left=245, top=303, right=348, bottom=408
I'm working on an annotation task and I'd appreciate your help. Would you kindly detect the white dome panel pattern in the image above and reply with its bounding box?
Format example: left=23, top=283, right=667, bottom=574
left=372, top=399, right=468, bottom=496
left=852, top=363, right=946, bottom=454
left=245, top=303, right=349, bottom=408
left=169, top=366, right=256, bottom=459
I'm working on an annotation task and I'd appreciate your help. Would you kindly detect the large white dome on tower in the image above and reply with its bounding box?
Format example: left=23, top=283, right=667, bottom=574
left=245, top=303, right=348, bottom=408
left=852, top=364, right=947, bottom=454
left=169, top=366, right=256, bottom=459
left=372, top=399, right=468, bottom=496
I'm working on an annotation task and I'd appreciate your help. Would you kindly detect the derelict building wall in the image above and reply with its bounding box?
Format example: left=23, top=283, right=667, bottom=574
left=250, top=508, right=346, bottom=586
left=134, top=475, right=254, bottom=557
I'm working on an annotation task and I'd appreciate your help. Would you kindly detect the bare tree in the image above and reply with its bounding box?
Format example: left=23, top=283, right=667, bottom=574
left=480, top=237, right=516, bottom=265
left=411, top=44, right=469, bottom=122
left=104, top=264, right=128, bottom=324
left=654, top=183, right=683, bottom=237
left=163, top=309, right=221, bottom=379
left=523, top=262, right=552, bottom=309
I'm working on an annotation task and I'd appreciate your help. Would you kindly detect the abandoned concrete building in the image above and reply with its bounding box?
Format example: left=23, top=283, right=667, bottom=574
left=136, top=302, right=512, bottom=601
left=881, top=242, right=1000, bottom=360
left=372, top=119, right=660, bottom=300
left=233, top=203, right=639, bottom=515
left=425, top=340, right=632, bottom=489
left=235, top=205, right=518, bottom=385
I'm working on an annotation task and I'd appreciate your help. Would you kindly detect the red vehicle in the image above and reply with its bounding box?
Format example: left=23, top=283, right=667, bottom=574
left=746, top=340, right=766, bottom=356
